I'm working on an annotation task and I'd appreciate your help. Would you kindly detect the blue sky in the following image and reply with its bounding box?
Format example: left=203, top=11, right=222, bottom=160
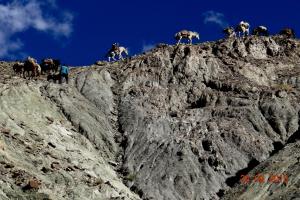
left=0, top=0, right=299, bottom=65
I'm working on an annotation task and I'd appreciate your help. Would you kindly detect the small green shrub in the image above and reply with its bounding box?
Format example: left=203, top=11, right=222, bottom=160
left=125, top=173, right=137, bottom=182
left=274, top=84, right=294, bottom=92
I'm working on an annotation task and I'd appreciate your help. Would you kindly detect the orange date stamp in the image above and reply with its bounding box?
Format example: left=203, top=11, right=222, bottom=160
left=240, top=174, right=288, bottom=185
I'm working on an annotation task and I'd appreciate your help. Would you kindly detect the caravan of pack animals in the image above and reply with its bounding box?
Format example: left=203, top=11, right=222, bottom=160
left=12, top=21, right=296, bottom=82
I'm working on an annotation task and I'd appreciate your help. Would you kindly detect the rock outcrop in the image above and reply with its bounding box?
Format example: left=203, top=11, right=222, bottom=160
left=0, top=35, right=300, bottom=199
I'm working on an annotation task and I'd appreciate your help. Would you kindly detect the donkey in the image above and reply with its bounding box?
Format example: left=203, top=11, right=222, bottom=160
left=40, top=58, right=61, bottom=74
left=174, top=30, right=200, bottom=45
left=253, top=26, right=269, bottom=36
left=12, top=62, right=24, bottom=77
left=23, top=57, right=40, bottom=79
left=107, top=46, right=128, bottom=62
left=223, top=27, right=236, bottom=38
left=47, top=74, right=61, bottom=83
left=235, top=21, right=250, bottom=37
left=279, top=28, right=296, bottom=38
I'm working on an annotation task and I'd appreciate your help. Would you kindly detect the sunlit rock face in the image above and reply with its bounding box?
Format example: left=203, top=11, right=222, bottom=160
left=0, top=35, right=300, bottom=200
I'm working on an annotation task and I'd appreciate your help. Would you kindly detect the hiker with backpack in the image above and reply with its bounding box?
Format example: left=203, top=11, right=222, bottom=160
left=59, top=64, right=69, bottom=84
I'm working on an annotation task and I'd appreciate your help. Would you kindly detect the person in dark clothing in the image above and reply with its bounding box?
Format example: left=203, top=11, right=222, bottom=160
left=59, top=64, right=69, bottom=84
left=111, top=43, right=120, bottom=52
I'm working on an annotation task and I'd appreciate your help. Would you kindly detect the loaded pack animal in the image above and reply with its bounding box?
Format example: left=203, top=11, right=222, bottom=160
left=279, top=28, right=296, bottom=38
left=47, top=74, right=61, bottom=83
left=235, top=21, right=250, bottom=37
left=12, top=62, right=24, bottom=77
left=223, top=27, right=236, bottom=38
left=23, top=57, right=41, bottom=79
left=107, top=44, right=128, bottom=62
left=174, top=30, right=200, bottom=45
left=40, top=58, right=61, bottom=74
left=253, top=26, right=269, bottom=36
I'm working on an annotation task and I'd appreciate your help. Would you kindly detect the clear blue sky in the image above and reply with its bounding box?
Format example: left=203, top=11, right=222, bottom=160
left=0, top=0, right=299, bottom=65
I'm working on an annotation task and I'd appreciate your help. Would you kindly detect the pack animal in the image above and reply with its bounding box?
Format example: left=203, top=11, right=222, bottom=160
left=23, top=57, right=40, bottom=79
left=253, top=26, right=269, bottom=36
left=47, top=74, right=61, bottom=83
left=279, top=28, right=296, bottom=38
left=107, top=46, right=128, bottom=62
left=12, top=62, right=24, bottom=77
left=223, top=27, right=236, bottom=38
left=174, top=30, right=200, bottom=45
left=235, top=21, right=250, bottom=37
left=41, top=58, right=61, bottom=74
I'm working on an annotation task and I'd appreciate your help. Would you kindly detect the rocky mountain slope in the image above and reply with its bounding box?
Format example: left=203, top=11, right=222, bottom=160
left=0, top=35, right=299, bottom=200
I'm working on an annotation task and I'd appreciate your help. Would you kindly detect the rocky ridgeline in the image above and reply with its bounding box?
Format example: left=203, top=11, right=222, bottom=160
left=0, top=36, right=300, bottom=200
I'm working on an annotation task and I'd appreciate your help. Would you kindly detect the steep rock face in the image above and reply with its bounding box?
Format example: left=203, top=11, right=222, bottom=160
left=0, top=36, right=300, bottom=200
left=111, top=36, right=300, bottom=200
left=223, top=141, right=300, bottom=200
left=0, top=66, right=139, bottom=199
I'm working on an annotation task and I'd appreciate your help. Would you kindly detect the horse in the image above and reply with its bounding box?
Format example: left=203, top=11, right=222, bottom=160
left=223, top=27, right=236, bottom=38
left=107, top=46, right=128, bottom=62
left=47, top=74, right=61, bottom=83
left=174, top=30, right=200, bottom=45
left=235, top=21, right=250, bottom=37
left=252, top=26, right=269, bottom=36
left=23, top=59, right=39, bottom=79
left=279, top=28, right=296, bottom=38
left=40, top=58, right=61, bottom=74
left=12, top=62, right=24, bottom=77
left=36, top=64, right=41, bottom=76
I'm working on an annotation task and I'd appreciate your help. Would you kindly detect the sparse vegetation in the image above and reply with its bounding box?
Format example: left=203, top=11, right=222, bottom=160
left=125, top=173, right=137, bottom=182
left=273, top=83, right=294, bottom=92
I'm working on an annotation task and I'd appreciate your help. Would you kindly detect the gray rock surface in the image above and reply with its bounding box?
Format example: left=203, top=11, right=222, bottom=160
left=0, top=36, right=300, bottom=199
left=0, top=64, right=139, bottom=200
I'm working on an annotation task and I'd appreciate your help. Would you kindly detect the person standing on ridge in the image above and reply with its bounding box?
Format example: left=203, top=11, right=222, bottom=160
left=59, top=64, right=69, bottom=84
